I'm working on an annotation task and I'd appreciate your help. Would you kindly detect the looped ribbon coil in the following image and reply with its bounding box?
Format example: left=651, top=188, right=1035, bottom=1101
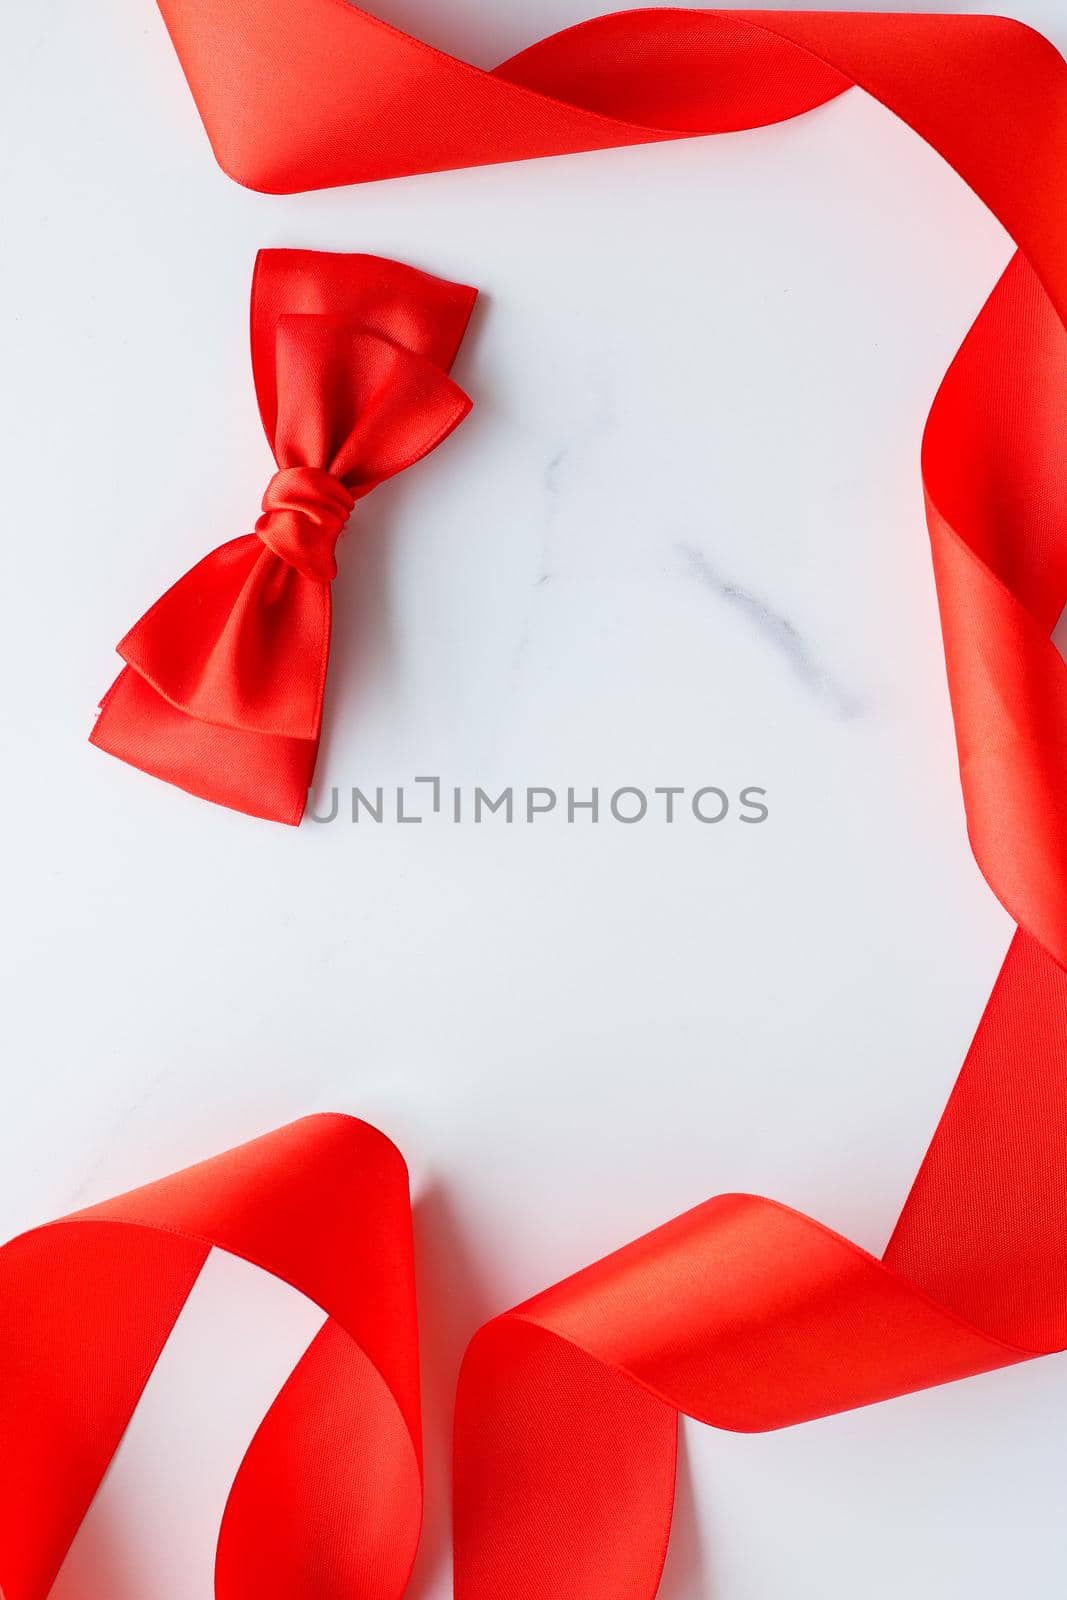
left=2, top=1085, right=1067, bottom=1600
left=91, top=249, right=476, bottom=824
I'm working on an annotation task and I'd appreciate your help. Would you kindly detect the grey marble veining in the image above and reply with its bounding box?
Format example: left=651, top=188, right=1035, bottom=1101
left=678, top=540, right=864, bottom=720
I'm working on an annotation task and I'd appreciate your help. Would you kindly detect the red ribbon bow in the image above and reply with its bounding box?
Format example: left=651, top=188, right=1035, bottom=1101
left=91, top=250, right=477, bottom=824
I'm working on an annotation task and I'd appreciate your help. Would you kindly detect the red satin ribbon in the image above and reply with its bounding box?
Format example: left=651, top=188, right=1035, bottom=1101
left=91, top=249, right=477, bottom=823
left=3, top=1056, right=1067, bottom=1600
left=36, top=2, right=1067, bottom=1595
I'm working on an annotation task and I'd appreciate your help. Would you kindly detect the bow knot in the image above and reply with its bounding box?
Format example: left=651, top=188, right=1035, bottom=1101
left=255, top=466, right=357, bottom=583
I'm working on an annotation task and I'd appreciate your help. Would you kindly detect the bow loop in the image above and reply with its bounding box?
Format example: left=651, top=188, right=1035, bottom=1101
left=270, top=317, right=475, bottom=494
left=256, top=466, right=356, bottom=583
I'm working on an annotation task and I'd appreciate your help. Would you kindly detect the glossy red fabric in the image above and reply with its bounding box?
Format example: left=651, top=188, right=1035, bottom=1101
left=91, top=249, right=477, bottom=823
left=26, top=2, right=1067, bottom=1595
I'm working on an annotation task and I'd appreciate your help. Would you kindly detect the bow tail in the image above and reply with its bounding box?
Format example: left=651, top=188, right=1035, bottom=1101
left=91, top=666, right=318, bottom=825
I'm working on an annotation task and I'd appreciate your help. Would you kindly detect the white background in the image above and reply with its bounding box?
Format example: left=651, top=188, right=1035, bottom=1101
left=4, top=1, right=1067, bottom=1594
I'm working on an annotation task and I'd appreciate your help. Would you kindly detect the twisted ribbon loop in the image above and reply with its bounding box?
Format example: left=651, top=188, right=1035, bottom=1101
left=255, top=466, right=357, bottom=582
left=0, top=1117, right=423, bottom=1600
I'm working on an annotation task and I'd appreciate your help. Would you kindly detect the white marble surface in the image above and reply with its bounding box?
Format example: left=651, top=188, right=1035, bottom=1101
left=4, top=1, right=1067, bottom=1595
